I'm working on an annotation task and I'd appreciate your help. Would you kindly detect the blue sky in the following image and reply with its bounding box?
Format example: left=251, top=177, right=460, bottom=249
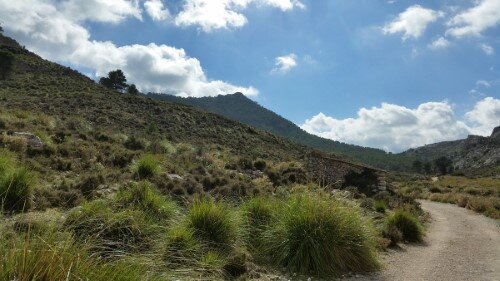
left=1, top=0, right=499, bottom=151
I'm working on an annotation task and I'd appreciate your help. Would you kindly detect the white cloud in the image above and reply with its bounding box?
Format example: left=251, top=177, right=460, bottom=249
left=271, top=53, right=297, bottom=74
left=301, top=98, right=500, bottom=152
left=429, top=37, right=450, bottom=49
left=60, top=0, right=142, bottom=23
left=174, top=0, right=304, bottom=32
left=476, top=80, right=491, bottom=88
left=480, top=43, right=494, bottom=55
left=383, top=5, right=442, bottom=40
left=446, top=0, right=500, bottom=37
left=0, top=0, right=257, bottom=97
left=144, top=0, right=170, bottom=21
left=466, top=97, right=500, bottom=135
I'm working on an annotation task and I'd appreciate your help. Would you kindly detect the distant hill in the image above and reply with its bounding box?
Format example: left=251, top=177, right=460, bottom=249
left=0, top=34, right=310, bottom=162
left=148, top=93, right=414, bottom=171
left=402, top=126, right=500, bottom=174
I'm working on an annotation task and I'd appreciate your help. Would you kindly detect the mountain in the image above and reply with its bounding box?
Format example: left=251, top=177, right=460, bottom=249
left=148, top=93, right=414, bottom=170
left=402, top=126, right=500, bottom=174
left=0, top=34, right=310, bottom=162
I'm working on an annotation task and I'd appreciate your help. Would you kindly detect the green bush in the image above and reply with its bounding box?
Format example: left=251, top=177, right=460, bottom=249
left=374, top=200, right=387, bottom=213
left=117, top=181, right=177, bottom=221
left=135, top=154, right=159, bottom=179
left=386, top=210, right=424, bottom=243
left=187, top=199, right=237, bottom=251
left=0, top=154, right=35, bottom=213
left=64, top=200, right=153, bottom=255
left=263, top=194, right=379, bottom=277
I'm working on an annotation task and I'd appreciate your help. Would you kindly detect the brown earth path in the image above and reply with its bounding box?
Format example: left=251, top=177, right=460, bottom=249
left=348, top=200, right=500, bottom=281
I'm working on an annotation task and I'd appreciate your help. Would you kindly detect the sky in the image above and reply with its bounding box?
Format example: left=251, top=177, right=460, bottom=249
left=0, top=0, right=499, bottom=152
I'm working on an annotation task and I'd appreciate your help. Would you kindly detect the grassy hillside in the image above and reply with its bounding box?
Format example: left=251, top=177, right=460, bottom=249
left=149, top=93, right=415, bottom=171
left=0, top=34, right=427, bottom=280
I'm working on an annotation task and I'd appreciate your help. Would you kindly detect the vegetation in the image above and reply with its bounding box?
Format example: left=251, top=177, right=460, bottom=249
left=149, top=93, right=416, bottom=171
left=0, top=152, right=35, bottom=213
left=392, top=174, right=500, bottom=220
left=0, top=33, right=433, bottom=279
left=262, top=194, right=380, bottom=277
left=386, top=210, right=424, bottom=242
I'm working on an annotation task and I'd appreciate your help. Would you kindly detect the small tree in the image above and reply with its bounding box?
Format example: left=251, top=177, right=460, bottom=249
left=434, top=156, right=452, bottom=175
left=0, top=50, right=15, bottom=80
left=0, top=25, right=4, bottom=34
left=127, top=84, right=139, bottom=95
left=99, top=69, right=128, bottom=91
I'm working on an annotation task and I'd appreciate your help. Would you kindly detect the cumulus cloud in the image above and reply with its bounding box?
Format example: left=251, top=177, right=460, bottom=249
left=0, top=0, right=257, bottom=97
left=383, top=5, right=442, bottom=40
left=466, top=97, right=500, bottom=135
left=446, top=0, right=500, bottom=37
left=174, top=0, right=304, bottom=32
left=144, top=0, right=170, bottom=21
left=271, top=53, right=297, bottom=74
left=301, top=97, right=500, bottom=152
left=476, top=80, right=491, bottom=88
left=60, top=0, right=142, bottom=23
left=480, top=43, right=494, bottom=55
left=429, top=37, right=450, bottom=49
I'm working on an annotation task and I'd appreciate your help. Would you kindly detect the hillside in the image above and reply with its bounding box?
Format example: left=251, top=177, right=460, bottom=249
left=149, top=93, right=414, bottom=171
left=0, top=33, right=426, bottom=280
left=402, top=126, right=500, bottom=174
left=0, top=35, right=310, bottom=163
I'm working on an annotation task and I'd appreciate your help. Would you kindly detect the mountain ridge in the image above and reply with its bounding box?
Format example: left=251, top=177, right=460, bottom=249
left=148, top=92, right=414, bottom=171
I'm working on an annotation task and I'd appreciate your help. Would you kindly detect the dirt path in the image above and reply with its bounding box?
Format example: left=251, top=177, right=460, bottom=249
left=349, top=200, right=500, bottom=281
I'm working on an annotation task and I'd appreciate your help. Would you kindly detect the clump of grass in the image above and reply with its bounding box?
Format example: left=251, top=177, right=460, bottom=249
left=374, top=200, right=387, bottom=213
left=386, top=210, right=424, bottom=243
left=0, top=233, right=148, bottom=281
left=187, top=199, right=237, bottom=251
left=164, top=225, right=200, bottom=267
left=117, top=181, right=177, bottom=221
left=262, top=194, right=379, bottom=277
left=64, top=200, right=154, bottom=255
left=135, top=154, right=160, bottom=179
left=0, top=153, right=35, bottom=213
left=243, top=197, right=275, bottom=250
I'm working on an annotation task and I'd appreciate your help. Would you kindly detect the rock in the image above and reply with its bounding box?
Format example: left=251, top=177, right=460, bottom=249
left=13, top=132, right=44, bottom=148
left=167, top=174, right=183, bottom=180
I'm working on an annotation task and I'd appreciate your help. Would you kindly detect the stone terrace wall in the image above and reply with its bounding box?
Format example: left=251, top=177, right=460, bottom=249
left=306, top=152, right=387, bottom=192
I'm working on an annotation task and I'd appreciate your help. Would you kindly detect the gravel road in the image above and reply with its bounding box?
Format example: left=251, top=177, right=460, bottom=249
left=348, top=200, right=500, bottom=281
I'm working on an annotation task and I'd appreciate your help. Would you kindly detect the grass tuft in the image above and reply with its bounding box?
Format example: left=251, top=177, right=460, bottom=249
left=117, top=181, right=177, bottom=221
left=187, top=199, right=237, bottom=251
left=262, top=194, right=379, bottom=277
left=386, top=209, right=424, bottom=243
left=135, top=154, right=159, bottom=179
left=0, top=153, right=35, bottom=213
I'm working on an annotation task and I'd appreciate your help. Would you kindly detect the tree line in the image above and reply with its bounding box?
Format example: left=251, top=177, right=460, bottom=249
left=412, top=156, right=454, bottom=175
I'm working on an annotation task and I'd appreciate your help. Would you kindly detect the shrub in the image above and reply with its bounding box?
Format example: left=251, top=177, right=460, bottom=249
left=124, top=136, right=146, bottom=150
left=64, top=200, right=153, bottom=255
left=374, top=200, right=387, bottom=213
left=187, top=199, right=237, bottom=251
left=135, top=154, right=159, bottom=179
left=117, top=181, right=177, bottom=221
left=0, top=158, right=35, bottom=212
left=386, top=210, right=423, bottom=243
left=263, top=194, right=379, bottom=277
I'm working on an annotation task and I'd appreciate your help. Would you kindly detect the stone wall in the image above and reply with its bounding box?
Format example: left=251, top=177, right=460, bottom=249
left=306, top=152, right=387, bottom=193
